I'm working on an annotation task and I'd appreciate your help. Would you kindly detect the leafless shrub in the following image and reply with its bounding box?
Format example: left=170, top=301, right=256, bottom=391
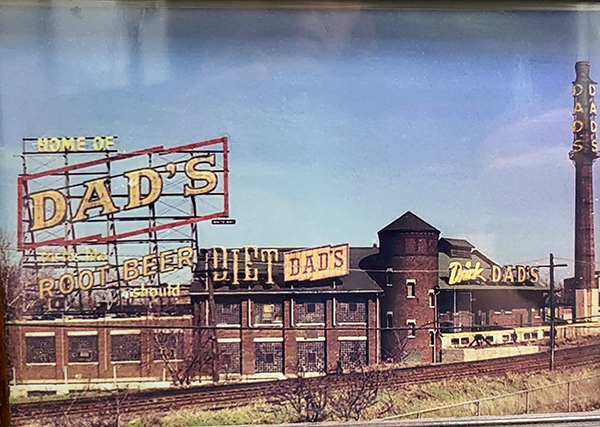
left=277, top=376, right=329, bottom=423
left=329, top=364, right=390, bottom=421
left=276, top=362, right=393, bottom=423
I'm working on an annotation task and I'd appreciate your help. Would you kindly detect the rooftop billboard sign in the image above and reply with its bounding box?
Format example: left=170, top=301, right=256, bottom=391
left=284, top=244, right=349, bottom=282
left=18, top=135, right=229, bottom=313
left=18, top=137, right=229, bottom=250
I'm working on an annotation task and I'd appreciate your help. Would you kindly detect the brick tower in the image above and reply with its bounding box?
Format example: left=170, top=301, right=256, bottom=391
left=378, top=212, right=440, bottom=364
left=570, top=61, right=600, bottom=321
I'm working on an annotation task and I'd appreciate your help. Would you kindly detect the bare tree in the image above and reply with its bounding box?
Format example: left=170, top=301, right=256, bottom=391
left=0, top=230, right=42, bottom=319
left=151, top=328, right=215, bottom=386
left=148, top=302, right=224, bottom=387
left=382, top=329, right=411, bottom=365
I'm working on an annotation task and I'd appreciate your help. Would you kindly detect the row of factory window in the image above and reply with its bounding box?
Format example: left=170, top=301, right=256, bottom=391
left=214, top=298, right=368, bottom=326
left=25, top=331, right=185, bottom=365
left=449, top=329, right=550, bottom=347
left=24, top=333, right=367, bottom=374
left=224, top=340, right=366, bottom=374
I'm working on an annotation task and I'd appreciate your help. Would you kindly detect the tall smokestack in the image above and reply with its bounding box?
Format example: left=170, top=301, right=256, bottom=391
left=570, top=61, right=600, bottom=321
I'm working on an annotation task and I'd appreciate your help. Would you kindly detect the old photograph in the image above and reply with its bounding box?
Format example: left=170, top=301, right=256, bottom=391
left=0, top=2, right=599, bottom=426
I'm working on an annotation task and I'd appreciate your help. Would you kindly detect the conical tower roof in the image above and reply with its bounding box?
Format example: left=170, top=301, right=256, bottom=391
left=378, top=211, right=440, bottom=234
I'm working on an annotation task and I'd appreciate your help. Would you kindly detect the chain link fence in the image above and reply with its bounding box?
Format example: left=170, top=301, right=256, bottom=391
left=383, top=373, right=600, bottom=420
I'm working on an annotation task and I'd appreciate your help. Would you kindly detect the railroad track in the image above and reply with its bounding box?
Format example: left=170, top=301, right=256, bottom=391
left=11, top=343, right=600, bottom=425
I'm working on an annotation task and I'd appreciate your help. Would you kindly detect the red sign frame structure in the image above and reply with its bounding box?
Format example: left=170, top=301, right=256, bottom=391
left=17, top=137, right=229, bottom=250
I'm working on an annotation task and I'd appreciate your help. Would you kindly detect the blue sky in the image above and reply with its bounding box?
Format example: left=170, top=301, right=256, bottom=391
left=1, top=6, right=600, bottom=277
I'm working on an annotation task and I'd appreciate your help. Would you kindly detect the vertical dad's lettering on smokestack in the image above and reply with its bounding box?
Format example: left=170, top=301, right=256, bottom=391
left=571, top=62, right=598, bottom=156
left=570, top=61, right=600, bottom=322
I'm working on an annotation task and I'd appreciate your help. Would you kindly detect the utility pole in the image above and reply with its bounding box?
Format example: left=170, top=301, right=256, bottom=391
left=538, top=253, right=568, bottom=370
left=204, top=251, right=220, bottom=383
left=0, top=277, right=9, bottom=427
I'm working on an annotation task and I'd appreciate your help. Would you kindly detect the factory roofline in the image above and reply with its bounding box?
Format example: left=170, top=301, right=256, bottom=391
left=437, top=279, right=549, bottom=291
left=190, top=246, right=383, bottom=295
left=439, top=237, right=474, bottom=249
left=378, top=211, right=440, bottom=234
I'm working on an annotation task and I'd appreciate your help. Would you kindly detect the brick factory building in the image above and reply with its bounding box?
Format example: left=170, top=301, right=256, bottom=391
left=189, top=246, right=381, bottom=378
left=188, top=211, right=548, bottom=375
left=10, top=211, right=553, bottom=395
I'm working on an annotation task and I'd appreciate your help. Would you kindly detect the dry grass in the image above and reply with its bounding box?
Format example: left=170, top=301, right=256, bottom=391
left=124, top=365, right=600, bottom=426
left=373, top=365, right=600, bottom=420
left=128, top=403, right=288, bottom=427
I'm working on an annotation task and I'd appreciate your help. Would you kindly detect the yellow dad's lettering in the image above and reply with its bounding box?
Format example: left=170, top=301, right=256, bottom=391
left=29, top=190, right=67, bottom=231
left=123, top=168, right=163, bottom=210
left=29, top=155, right=218, bottom=231
left=491, top=265, right=540, bottom=283
left=72, top=179, right=119, bottom=222
left=573, top=120, right=584, bottom=133
left=184, top=155, right=218, bottom=196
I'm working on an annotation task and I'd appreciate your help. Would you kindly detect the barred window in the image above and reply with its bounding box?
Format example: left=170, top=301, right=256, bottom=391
left=337, top=299, right=366, bottom=323
left=295, top=300, right=325, bottom=324
left=215, top=302, right=241, bottom=325
left=297, top=341, right=325, bottom=373
left=68, top=335, right=98, bottom=363
left=407, top=320, right=416, bottom=338
left=386, top=311, right=394, bottom=328
left=428, top=290, right=435, bottom=308
left=407, top=280, right=416, bottom=298
left=111, top=334, right=141, bottom=362
left=220, top=342, right=241, bottom=374
left=255, top=342, right=283, bottom=373
left=153, top=332, right=184, bottom=361
left=26, top=336, right=56, bottom=364
left=339, top=340, right=367, bottom=368
left=254, top=302, right=283, bottom=325
left=385, top=268, right=393, bottom=287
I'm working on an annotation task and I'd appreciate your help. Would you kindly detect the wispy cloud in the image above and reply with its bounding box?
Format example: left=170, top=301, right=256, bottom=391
left=489, top=146, right=567, bottom=169
left=483, top=108, right=573, bottom=170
